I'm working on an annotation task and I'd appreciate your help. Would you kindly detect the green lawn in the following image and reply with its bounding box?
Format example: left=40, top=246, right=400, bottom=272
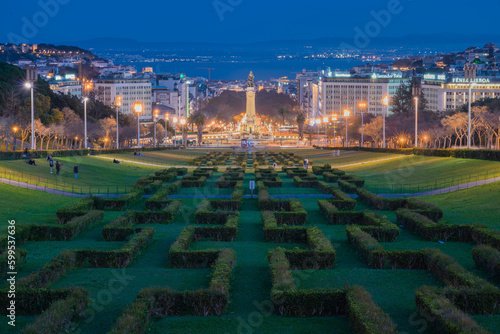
left=0, top=155, right=160, bottom=193
left=0, top=182, right=78, bottom=227
left=0, top=151, right=499, bottom=333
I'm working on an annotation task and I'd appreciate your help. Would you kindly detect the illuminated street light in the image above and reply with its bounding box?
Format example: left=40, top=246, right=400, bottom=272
left=358, top=102, right=367, bottom=147
left=164, top=113, right=170, bottom=145
left=115, top=96, right=122, bottom=149
left=173, top=117, right=179, bottom=146
left=134, top=102, right=143, bottom=148
left=83, top=97, right=88, bottom=149
left=381, top=96, right=390, bottom=148
left=153, top=109, right=159, bottom=147
left=12, top=126, right=18, bottom=151
left=180, top=118, right=186, bottom=146
left=332, top=114, right=338, bottom=147
left=343, top=110, right=350, bottom=148
left=24, top=82, right=35, bottom=150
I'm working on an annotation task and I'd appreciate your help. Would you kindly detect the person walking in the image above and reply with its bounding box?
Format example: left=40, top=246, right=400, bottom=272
left=55, top=161, right=62, bottom=175
left=273, top=162, right=277, bottom=171
left=74, top=164, right=79, bottom=179
left=49, top=158, right=54, bottom=173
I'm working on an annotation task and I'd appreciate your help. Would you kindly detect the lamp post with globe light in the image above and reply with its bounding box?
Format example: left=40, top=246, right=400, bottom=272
left=180, top=118, right=187, bottom=146
left=134, top=102, right=143, bottom=148
left=323, top=116, right=328, bottom=145
left=343, top=110, right=350, bottom=148
left=381, top=95, right=390, bottom=148
left=173, top=117, right=179, bottom=146
left=358, top=102, right=367, bottom=147
left=115, top=96, right=122, bottom=149
left=24, top=82, right=35, bottom=150
left=332, top=114, right=338, bottom=147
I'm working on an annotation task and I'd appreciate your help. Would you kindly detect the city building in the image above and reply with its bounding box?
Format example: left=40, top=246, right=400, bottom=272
left=318, top=72, right=409, bottom=116
left=423, top=74, right=500, bottom=112
left=95, top=74, right=152, bottom=116
left=49, top=74, right=82, bottom=98
left=296, top=69, right=320, bottom=118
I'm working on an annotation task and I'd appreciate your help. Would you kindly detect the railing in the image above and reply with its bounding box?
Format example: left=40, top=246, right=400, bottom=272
left=366, top=169, right=500, bottom=195
left=0, top=168, right=131, bottom=195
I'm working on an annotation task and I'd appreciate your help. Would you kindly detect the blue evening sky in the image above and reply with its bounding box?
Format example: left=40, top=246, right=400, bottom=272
left=1, top=0, right=499, bottom=44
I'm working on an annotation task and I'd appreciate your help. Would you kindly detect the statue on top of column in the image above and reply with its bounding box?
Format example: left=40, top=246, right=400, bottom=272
left=247, top=71, right=254, bottom=88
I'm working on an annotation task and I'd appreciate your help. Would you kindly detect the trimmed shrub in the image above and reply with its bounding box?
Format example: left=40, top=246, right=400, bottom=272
left=338, top=180, right=357, bottom=194
left=346, top=285, right=398, bottom=334
left=472, top=245, right=500, bottom=277
left=30, top=211, right=105, bottom=241
left=346, top=226, right=384, bottom=268
left=415, top=286, right=491, bottom=334
left=56, top=197, right=95, bottom=223
left=129, top=200, right=182, bottom=225
left=76, top=228, right=155, bottom=268
left=22, top=287, right=89, bottom=334
left=102, top=215, right=136, bottom=241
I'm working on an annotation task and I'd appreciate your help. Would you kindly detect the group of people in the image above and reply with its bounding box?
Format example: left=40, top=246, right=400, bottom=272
left=133, top=152, right=143, bottom=156
left=46, top=155, right=63, bottom=176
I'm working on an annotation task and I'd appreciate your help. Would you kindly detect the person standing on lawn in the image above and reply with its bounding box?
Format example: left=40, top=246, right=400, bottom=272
left=55, top=161, right=62, bottom=175
left=49, top=158, right=54, bottom=173
left=74, top=164, right=79, bottom=179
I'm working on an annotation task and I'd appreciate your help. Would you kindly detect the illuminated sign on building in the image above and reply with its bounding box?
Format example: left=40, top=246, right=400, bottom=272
left=424, top=74, right=446, bottom=81
left=371, top=73, right=403, bottom=79
left=452, top=78, right=491, bottom=84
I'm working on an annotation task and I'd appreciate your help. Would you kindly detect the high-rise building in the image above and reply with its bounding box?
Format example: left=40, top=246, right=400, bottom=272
left=95, top=74, right=152, bottom=116
left=318, top=73, right=409, bottom=116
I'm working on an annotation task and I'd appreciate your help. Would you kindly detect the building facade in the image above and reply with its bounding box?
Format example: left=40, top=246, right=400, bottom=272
left=319, top=74, right=409, bottom=116
left=423, top=75, right=500, bottom=112
left=95, top=75, right=152, bottom=116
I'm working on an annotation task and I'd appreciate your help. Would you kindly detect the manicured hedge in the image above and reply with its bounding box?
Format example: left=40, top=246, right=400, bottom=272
left=56, top=197, right=95, bottom=223
left=415, top=286, right=491, bottom=334
left=101, top=215, right=137, bottom=241
left=338, top=179, right=357, bottom=194
left=76, top=227, right=155, bottom=268
left=22, top=287, right=89, bottom=334
left=273, top=199, right=308, bottom=225
left=128, top=200, right=182, bottom=224
left=145, top=181, right=182, bottom=210
left=331, top=189, right=356, bottom=210
left=323, top=172, right=340, bottom=182
left=346, top=226, right=385, bottom=268
left=312, top=164, right=332, bottom=175
left=357, top=189, right=443, bottom=221
left=472, top=245, right=500, bottom=277
left=346, top=286, right=398, bottom=334
left=396, top=209, right=476, bottom=242
left=340, top=175, right=365, bottom=187
left=31, top=211, right=105, bottom=241
left=181, top=174, right=207, bottom=187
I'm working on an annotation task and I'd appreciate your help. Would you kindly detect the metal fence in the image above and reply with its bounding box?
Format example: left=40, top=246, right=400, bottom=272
left=0, top=168, right=131, bottom=195
left=366, top=169, right=500, bottom=195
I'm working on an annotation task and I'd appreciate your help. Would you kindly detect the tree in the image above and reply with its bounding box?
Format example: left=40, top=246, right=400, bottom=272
left=296, top=113, right=306, bottom=140
left=364, top=117, right=384, bottom=147
left=441, top=113, right=467, bottom=147
left=277, top=107, right=290, bottom=127
left=391, top=81, right=412, bottom=114
left=189, top=112, right=206, bottom=145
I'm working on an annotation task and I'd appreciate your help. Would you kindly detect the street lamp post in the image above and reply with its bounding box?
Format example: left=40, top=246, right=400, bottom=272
left=153, top=109, right=159, bottom=147
left=115, top=96, right=122, bottom=149
left=332, top=114, right=338, bottom=147
left=381, top=95, right=390, bottom=148
left=83, top=97, right=88, bottom=149
left=164, top=113, right=170, bottom=146
left=323, top=116, right=328, bottom=145
left=134, top=102, right=143, bottom=148
left=180, top=118, right=186, bottom=146
left=343, top=110, right=350, bottom=148
left=465, top=63, right=477, bottom=149
left=12, top=127, right=18, bottom=151
left=25, top=82, right=35, bottom=150
left=358, top=102, right=367, bottom=147
left=173, top=117, right=178, bottom=147
left=412, top=83, right=421, bottom=148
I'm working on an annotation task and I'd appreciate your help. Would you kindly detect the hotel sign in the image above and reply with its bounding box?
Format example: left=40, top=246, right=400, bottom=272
left=452, top=78, right=491, bottom=84
left=371, top=73, right=403, bottom=79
